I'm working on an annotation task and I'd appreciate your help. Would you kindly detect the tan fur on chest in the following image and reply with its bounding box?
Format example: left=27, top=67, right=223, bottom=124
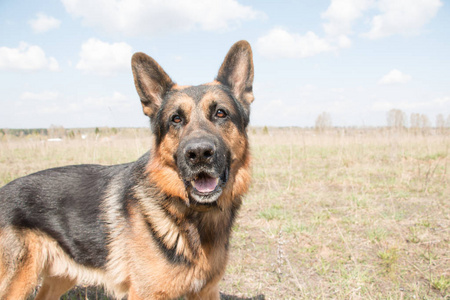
left=125, top=204, right=228, bottom=299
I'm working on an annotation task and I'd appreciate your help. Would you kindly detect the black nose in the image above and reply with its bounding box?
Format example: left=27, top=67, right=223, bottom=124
left=184, top=139, right=215, bottom=165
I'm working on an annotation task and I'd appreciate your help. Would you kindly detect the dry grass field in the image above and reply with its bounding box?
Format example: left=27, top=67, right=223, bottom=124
left=1, top=127, right=449, bottom=299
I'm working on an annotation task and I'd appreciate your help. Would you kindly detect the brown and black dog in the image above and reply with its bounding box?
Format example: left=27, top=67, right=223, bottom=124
left=0, top=40, right=254, bottom=299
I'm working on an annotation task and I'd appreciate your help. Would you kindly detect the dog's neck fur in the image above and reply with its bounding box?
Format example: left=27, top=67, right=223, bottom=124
left=135, top=170, right=242, bottom=267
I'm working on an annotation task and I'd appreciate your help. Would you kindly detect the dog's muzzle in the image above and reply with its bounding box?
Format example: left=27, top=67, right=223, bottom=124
left=178, top=137, right=229, bottom=206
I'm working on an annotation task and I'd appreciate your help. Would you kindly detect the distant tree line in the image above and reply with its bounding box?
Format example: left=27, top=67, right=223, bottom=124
left=0, top=128, right=48, bottom=137
left=1, top=111, right=449, bottom=138
left=313, top=109, right=449, bottom=133
left=387, top=109, right=450, bottom=133
left=0, top=125, right=121, bottom=139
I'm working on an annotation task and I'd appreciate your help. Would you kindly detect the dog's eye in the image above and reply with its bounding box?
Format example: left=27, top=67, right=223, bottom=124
left=172, top=115, right=182, bottom=124
left=215, top=109, right=227, bottom=118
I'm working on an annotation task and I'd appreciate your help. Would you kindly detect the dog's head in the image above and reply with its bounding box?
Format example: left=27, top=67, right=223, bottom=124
left=132, top=41, right=254, bottom=210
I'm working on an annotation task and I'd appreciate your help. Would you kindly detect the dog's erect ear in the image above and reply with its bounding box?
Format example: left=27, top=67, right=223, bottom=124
left=216, top=40, right=254, bottom=112
left=132, top=53, right=174, bottom=118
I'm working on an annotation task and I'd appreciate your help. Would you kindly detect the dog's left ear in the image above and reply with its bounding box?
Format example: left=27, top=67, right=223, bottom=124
left=216, top=40, right=254, bottom=113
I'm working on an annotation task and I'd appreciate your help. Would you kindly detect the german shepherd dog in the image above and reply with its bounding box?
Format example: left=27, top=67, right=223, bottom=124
left=0, top=40, right=254, bottom=299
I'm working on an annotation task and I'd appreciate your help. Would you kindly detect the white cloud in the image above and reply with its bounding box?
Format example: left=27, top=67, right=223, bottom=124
left=76, top=38, right=133, bottom=76
left=434, top=96, right=450, bottom=106
left=257, top=0, right=366, bottom=60
left=28, top=13, right=61, bottom=33
left=364, top=0, right=442, bottom=39
left=0, top=42, right=59, bottom=71
left=21, top=91, right=59, bottom=101
left=378, top=69, right=412, bottom=85
left=321, top=0, right=442, bottom=40
left=257, top=28, right=334, bottom=59
left=61, top=0, right=262, bottom=35
left=257, top=0, right=442, bottom=60
left=322, top=0, right=374, bottom=36
left=336, top=35, right=352, bottom=48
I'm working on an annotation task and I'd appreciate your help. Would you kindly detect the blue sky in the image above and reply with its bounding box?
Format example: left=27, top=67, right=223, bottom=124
left=0, top=0, right=449, bottom=128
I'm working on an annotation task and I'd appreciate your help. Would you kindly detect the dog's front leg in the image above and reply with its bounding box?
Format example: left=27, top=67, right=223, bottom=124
left=185, top=283, right=220, bottom=300
left=34, top=276, right=76, bottom=300
left=128, top=287, right=175, bottom=300
left=128, top=287, right=145, bottom=300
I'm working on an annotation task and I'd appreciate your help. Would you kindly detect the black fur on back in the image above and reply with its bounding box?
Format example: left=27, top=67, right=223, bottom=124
left=0, top=153, right=150, bottom=268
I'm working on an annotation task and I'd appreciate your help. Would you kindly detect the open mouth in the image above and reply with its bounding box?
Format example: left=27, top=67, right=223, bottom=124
left=191, top=173, right=220, bottom=194
left=185, top=169, right=229, bottom=204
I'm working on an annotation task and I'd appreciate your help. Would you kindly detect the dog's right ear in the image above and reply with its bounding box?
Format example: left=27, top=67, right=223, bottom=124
left=132, top=53, right=174, bottom=118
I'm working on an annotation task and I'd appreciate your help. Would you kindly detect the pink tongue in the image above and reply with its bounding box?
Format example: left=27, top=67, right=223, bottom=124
left=193, top=176, right=218, bottom=193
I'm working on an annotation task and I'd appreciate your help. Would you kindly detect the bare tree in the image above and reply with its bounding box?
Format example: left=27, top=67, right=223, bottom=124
left=410, top=113, right=420, bottom=134
left=387, top=109, right=406, bottom=130
left=410, top=113, right=420, bottom=128
left=420, top=114, right=431, bottom=134
left=436, top=114, right=445, bottom=133
left=315, top=112, right=332, bottom=132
